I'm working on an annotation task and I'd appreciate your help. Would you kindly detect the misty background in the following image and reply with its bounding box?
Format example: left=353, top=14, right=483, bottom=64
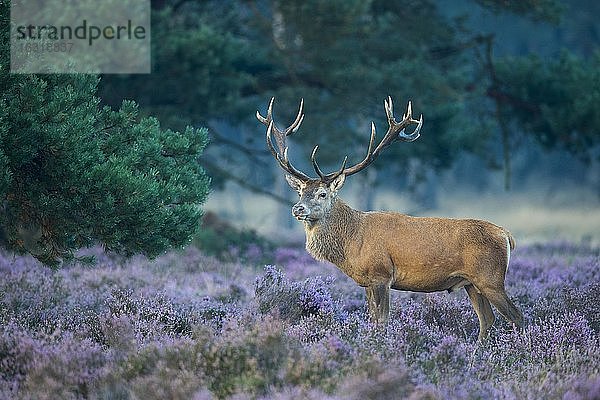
left=100, top=0, right=600, bottom=243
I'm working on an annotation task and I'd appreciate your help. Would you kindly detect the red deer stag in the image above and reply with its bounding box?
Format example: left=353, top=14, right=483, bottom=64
left=256, top=97, right=523, bottom=341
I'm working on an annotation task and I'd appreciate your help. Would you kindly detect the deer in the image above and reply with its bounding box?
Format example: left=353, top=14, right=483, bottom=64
left=256, top=97, right=524, bottom=341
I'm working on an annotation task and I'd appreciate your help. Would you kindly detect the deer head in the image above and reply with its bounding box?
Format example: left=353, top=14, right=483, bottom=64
left=256, top=97, right=423, bottom=224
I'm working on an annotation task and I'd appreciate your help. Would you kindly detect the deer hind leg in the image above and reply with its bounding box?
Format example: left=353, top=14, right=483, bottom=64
left=366, top=283, right=390, bottom=325
left=465, top=284, right=495, bottom=342
left=478, top=286, right=523, bottom=329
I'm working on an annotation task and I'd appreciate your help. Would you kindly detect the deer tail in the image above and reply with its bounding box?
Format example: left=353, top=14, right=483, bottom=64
left=503, top=229, right=515, bottom=273
left=505, top=230, right=516, bottom=251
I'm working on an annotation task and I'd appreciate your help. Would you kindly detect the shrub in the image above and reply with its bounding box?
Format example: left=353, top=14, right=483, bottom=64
left=0, top=324, right=107, bottom=399
left=194, top=212, right=274, bottom=264
left=0, top=241, right=598, bottom=399
left=254, top=265, right=339, bottom=322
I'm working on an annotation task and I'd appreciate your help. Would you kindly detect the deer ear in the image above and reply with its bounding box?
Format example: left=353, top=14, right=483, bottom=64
left=285, top=174, right=304, bottom=191
left=329, top=174, right=346, bottom=192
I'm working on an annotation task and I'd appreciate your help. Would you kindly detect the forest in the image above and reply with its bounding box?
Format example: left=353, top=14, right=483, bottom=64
left=104, top=0, right=600, bottom=238
left=0, top=0, right=599, bottom=398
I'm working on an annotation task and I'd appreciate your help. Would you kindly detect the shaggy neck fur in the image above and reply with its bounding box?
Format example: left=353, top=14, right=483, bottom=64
left=303, top=198, right=361, bottom=265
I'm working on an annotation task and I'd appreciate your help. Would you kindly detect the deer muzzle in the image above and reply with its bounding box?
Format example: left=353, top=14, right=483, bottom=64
left=291, top=203, right=309, bottom=220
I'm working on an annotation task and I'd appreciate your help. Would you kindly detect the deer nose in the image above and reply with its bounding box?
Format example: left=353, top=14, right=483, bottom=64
left=292, top=204, right=307, bottom=218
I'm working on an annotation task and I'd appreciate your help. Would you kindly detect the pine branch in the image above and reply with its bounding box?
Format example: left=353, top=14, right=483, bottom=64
left=201, top=158, right=291, bottom=205
left=207, top=124, right=271, bottom=165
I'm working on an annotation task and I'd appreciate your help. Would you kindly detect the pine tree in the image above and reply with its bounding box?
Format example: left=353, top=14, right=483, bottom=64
left=104, top=0, right=598, bottom=194
left=495, top=51, right=600, bottom=163
left=0, top=3, right=210, bottom=266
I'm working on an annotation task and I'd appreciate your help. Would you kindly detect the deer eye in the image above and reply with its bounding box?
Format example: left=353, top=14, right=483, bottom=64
left=318, top=192, right=327, bottom=198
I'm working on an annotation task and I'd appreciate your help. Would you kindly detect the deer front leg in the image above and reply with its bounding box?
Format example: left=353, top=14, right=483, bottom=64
left=366, top=283, right=390, bottom=325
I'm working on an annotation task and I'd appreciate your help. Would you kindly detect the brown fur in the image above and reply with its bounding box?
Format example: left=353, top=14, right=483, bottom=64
left=291, top=178, right=523, bottom=341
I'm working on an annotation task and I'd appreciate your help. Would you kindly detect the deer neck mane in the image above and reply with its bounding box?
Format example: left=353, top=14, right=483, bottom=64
left=303, top=198, right=361, bottom=265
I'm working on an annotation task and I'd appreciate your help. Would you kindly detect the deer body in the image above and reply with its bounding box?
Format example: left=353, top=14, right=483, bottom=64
left=257, top=97, right=523, bottom=341
left=304, top=198, right=511, bottom=289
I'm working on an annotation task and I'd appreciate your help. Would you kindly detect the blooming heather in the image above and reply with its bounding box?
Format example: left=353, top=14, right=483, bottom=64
left=0, top=242, right=598, bottom=399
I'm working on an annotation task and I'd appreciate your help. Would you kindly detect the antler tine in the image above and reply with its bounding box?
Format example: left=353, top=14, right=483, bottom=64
left=267, top=122, right=311, bottom=180
left=311, top=145, right=348, bottom=183
left=260, top=98, right=311, bottom=181
left=366, top=121, right=376, bottom=159
left=310, top=145, right=326, bottom=180
left=265, top=121, right=278, bottom=158
left=397, top=112, right=423, bottom=142
left=255, top=97, right=274, bottom=125
left=332, top=155, right=348, bottom=180
left=375, top=99, right=422, bottom=150
left=257, top=97, right=305, bottom=142
left=385, top=96, right=394, bottom=121
left=281, top=147, right=311, bottom=180
left=287, top=98, right=305, bottom=135
left=343, top=97, right=423, bottom=177
left=394, top=101, right=422, bottom=142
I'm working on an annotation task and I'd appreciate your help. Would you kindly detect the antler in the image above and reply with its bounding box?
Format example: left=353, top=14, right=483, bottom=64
left=310, top=146, right=348, bottom=182
left=311, top=96, right=423, bottom=180
left=256, top=97, right=311, bottom=181
left=258, top=96, right=423, bottom=183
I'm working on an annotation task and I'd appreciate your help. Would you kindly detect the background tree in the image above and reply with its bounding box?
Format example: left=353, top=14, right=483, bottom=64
left=0, top=3, right=210, bottom=266
left=99, top=0, right=599, bottom=207
left=495, top=52, right=600, bottom=162
left=101, top=0, right=481, bottom=205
